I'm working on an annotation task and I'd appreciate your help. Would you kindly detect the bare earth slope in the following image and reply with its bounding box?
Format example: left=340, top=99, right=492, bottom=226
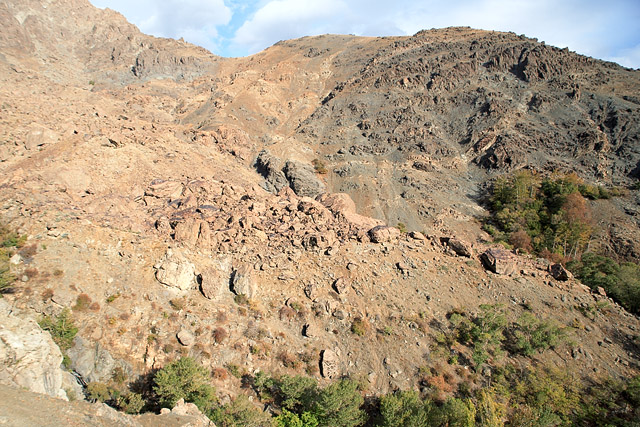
left=0, top=0, right=639, bottom=423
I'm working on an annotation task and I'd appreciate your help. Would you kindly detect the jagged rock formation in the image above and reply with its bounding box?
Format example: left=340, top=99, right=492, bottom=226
left=0, top=300, right=68, bottom=400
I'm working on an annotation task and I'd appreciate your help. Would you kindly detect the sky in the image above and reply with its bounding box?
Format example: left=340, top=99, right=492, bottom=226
left=89, top=0, right=640, bottom=69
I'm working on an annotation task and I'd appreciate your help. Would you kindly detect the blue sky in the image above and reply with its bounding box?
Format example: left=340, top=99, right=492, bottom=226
left=89, top=0, right=640, bottom=68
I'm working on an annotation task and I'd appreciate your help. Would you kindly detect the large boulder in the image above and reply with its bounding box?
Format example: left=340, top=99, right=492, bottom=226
left=145, top=179, right=184, bottom=201
left=443, top=237, right=474, bottom=258
left=231, top=265, right=257, bottom=299
left=317, top=193, right=384, bottom=229
left=0, top=300, right=67, bottom=400
left=320, top=349, right=341, bottom=379
left=368, top=225, right=401, bottom=243
left=67, top=336, right=124, bottom=384
left=549, top=263, right=573, bottom=281
left=480, top=248, right=517, bottom=275
left=154, top=249, right=196, bottom=291
left=199, top=258, right=232, bottom=300
left=255, top=150, right=289, bottom=193
left=283, top=160, right=325, bottom=197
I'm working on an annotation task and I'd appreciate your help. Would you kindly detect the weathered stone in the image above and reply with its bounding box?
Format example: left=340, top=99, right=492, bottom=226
left=154, top=249, right=196, bottom=291
left=67, top=336, right=120, bottom=384
left=145, top=180, right=184, bottom=200
left=317, top=192, right=384, bottom=230
left=368, top=225, right=401, bottom=243
left=409, top=231, right=426, bottom=240
left=255, top=150, right=289, bottom=193
left=321, top=349, right=341, bottom=379
left=549, top=263, right=572, bottom=281
left=0, top=300, right=67, bottom=400
left=24, top=126, right=59, bottom=150
left=445, top=237, right=473, bottom=257
left=177, top=329, right=195, bottom=347
left=596, top=286, right=607, bottom=297
left=199, top=259, right=230, bottom=300
left=302, top=323, right=317, bottom=338
left=231, top=265, right=257, bottom=298
left=173, top=218, right=201, bottom=246
left=283, top=160, right=325, bottom=197
left=480, top=248, right=516, bottom=275
left=333, top=277, right=349, bottom=294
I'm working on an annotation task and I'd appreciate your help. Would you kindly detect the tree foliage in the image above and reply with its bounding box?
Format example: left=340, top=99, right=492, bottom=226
left=153, top=357, right=217, bottom=412
left=487, top=171, right=594, bottom=258
left=568, top=253, right=640, bottom=314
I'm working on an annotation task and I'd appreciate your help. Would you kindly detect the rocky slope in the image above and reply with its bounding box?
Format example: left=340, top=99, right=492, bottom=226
left=0, top=0, right=639, bottom=423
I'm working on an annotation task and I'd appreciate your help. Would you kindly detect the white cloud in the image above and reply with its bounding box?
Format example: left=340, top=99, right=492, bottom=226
left=608, top=44, right=640, bottom=69
left=90, top=0, right=232, bottom=52
left=233, top=0, right=351, bottom=53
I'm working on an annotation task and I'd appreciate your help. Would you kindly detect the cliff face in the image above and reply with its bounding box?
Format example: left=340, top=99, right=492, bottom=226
left=0, top=0, right=639, bottom=423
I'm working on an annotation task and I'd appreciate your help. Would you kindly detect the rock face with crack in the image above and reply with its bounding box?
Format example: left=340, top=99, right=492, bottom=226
left=154, top=249, right=196, bottom=291
left=0, top=300, right=67, bottom=400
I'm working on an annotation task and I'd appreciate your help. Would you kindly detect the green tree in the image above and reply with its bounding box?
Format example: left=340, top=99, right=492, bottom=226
left=209, top=394, right=270, bottom=427
left=313, top=379, right=365, bottom=427
left=476, top=390, right=503, bottom=427
left=378, top=390, right=432, bottom=427
left=511, top=312, right=565, bottom=356
left=277, top=375, right=318, bottom=412
left=273, top=409, right=319, bottom=427
left=153, top=357, right=216, bottom=412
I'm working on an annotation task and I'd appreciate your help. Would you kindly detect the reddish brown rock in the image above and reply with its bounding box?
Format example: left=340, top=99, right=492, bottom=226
left=368, top=225, right=401, bottom=243
left=480, top=248, right=516, bottom=275
left=549, top=263, right=573, bottom=281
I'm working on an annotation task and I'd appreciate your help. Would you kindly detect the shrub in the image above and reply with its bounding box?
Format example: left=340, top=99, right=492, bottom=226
left=153, top=357, right=217, bottom=412
left=116, top=392, right=145, bottom=414
left=511, top=312, right=566, bottom=356
left=378, top=390, right=433, bottom=427
left=568, top=253, right=640, bottom=314
left=209, top=394, right=271, bottom=427
left=312, top=159, right=328, bottom=175
left=87, top=382, right=112, bottom=403
left=213, top=327, right=228, bottom=344
left=350, top=317, right=368, bottom=336
left=106, top=293, right=120, bottom=303
left=278, top=351, right=301, bottom=369
left=312, top=379, right=365, bottom=427
left=277, top=375, right=319, bottom=412
left=273, top=409, right=319, bottom=427
left=73, top=293, right=92, bottom=311
left=38, top=308, right=78, bottom=351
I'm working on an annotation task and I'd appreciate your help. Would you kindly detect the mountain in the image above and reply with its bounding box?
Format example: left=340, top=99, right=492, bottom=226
left=0, top=0, right=639, bottom=425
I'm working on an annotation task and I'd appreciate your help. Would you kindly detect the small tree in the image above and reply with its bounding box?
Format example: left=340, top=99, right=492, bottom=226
left=378, top=390, right=432, bottom=426
left=312, top=379, right=365, bottom=427
left=153, top=357, right=216, bottom=412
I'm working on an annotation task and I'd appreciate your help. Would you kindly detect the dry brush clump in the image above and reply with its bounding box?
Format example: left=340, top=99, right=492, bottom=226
left=213, top=327, right=228, bottom=344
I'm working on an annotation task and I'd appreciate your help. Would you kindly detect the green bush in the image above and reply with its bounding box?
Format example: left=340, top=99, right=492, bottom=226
left=273, top=409, right=319, bottom=427
left=209, top=394, right=270, bottom=427
left=277, top=375, right=319, bottom=412
left=153, top=357, right=217, bottom=412
left=87, top=382, right=112, bottom=403
left=38, top=308, right=78, bottom=352
left=378, top=390, right=433, bottom=426
left=312, top=379, right=365, bottom=427
left=511, top=312, right=566, bottom=356
left=116, top=392, right=145, bottom=414
left=568, top=253, right=640, bottom=314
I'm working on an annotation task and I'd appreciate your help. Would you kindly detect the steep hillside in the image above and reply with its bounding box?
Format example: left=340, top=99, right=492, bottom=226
left=0, top=0, right=639, bottom=425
